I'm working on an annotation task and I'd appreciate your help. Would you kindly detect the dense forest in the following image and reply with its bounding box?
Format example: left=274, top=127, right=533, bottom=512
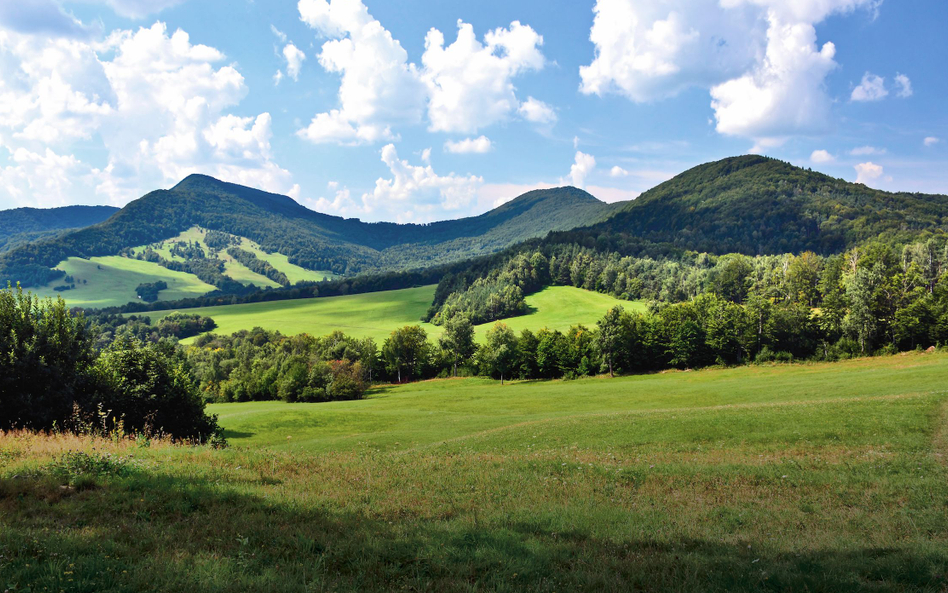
left=0, top=205, right=118, bottom=254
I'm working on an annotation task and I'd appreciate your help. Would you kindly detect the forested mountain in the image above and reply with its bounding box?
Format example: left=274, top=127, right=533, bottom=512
left=0, top=175, right=617, bottom=287
left=0, top=205, right=118, bottom=253
left=592, top=155, right=948, bottom=255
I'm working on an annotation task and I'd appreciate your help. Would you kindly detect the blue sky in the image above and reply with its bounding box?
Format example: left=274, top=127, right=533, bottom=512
left=0, top=0, right=945, bottom=222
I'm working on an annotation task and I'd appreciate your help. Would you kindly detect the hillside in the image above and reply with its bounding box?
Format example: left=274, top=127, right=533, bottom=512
left=0, top=175, right=617, bottom=290
left=0, top=205, right=118, bottom=253
left=592, top=155, right=948, bottom=255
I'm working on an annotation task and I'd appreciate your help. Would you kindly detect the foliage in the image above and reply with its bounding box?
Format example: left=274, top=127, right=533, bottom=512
left=135, top=280, right=168, bottom=302
left=188, top=328, right=374, bottom=403
left=91, top=338, right=222, bottom=441
left=0, top=286, right=220, bottom=441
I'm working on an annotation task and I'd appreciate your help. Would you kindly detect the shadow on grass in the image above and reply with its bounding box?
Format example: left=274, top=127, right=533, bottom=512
left=220, top=429, right=255, bottom=440
left=1, top=470, right=946, bottom=592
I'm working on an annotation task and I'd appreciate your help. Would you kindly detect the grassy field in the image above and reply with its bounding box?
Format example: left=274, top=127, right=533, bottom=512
left=33, top=256, right=216, bottom=308
left=147, top=285, right=639, bottom=344
left=2, top=352, right=947, bottom=591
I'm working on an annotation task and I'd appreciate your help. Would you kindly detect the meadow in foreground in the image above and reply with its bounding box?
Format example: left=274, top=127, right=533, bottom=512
left=2, top=352, right=947, bottom=592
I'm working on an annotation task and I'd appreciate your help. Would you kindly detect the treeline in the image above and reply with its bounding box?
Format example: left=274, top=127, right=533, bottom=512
left=226, top=247, right=290, bottom=287
left=188, top=330, right=375, bottom=403
left=427, top=237, right=948, bottom=336
left=0, top=287, right=221, bottom=441
left=184, top=267, right=948, bottom=396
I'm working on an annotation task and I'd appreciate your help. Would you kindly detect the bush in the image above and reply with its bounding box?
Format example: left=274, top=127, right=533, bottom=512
left=92, top=339, right=222, bottom=442
left=0, top=287, right=96, bottom=431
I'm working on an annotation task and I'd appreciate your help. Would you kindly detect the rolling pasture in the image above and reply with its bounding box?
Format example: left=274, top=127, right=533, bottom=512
left=148, top=285, right=642, bottom=343
left=34, top=226, right=335, bottom=308
left=3, top=351, right=947, bottom=591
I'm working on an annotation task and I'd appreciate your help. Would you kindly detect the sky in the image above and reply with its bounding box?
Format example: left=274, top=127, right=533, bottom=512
left=0, top=0, right=945, bottom=223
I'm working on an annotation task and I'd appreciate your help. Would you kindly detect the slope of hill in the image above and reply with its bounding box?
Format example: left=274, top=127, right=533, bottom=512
left=593, top=155, right=948, bottom=255
left=0, top=176, right=618, bottom=290
left=0, top=205, right=119, bottom=253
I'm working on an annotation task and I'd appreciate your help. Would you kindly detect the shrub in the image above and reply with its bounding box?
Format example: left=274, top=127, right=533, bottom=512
left=92, top=339, right=222, bottom=442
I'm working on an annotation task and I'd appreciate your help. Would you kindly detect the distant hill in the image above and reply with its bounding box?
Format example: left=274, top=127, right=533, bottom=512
left=591, top=155, right=948, bottom=255
left=0, top=175, right=618, bottom=288
left=0, top=205, right=119, bottom=253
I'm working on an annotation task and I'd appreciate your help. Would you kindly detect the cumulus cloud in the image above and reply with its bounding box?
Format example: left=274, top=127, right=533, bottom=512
left=518, top=96, right=557, bottom=125
left=609, top=166, right=629, bottom=177
left=851, top=72, right=887, bottom=101
left=282, top=42, right=306, bottom=81
left=854, top=161, right=883, bottom=185
left=444, top=136, right=492, bottom=154
left=924, top=136, right=940, bottom=147
left=895, top=73, right=912, bottom=98
left=297, top=0, right=426, bottom=145
left=580, top=0, right=877, bottom=146
left=423, top=20, right=545, bottom=133
left=297, top=0, right=547, bottom=143
left=358, top=144, right=483, bottom=222
left=810, top=149, right=834, bottom=163
left=569, top=151, right=596, bottom=189
left=0, top=21, right=297, bottom=208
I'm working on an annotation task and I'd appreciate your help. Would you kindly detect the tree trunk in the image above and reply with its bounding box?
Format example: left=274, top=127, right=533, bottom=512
left=397, top=367, right=401, bottom=384
left=608, top=356, right=614, bottom=378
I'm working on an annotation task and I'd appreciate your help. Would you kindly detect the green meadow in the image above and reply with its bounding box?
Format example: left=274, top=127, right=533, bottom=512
left=36, top=226, right=336, bottom=308
left=2, top=352, right=947, bottom=591
left=33, top=256, right=216, bottom=308
left=148, top=285, right=641, bottom=343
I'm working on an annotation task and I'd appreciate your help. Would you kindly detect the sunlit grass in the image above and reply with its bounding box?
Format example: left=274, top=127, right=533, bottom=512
left=3, top=352, right=946, bottom=591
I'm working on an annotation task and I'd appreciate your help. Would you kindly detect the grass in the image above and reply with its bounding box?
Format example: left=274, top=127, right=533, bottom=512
left=33, top=256, right=216, bottom=308
left=147, top=285, right=639, bottom=344
left=2, top=351, right=948, bottom=591
left=42, top=227, right=335, bottom=308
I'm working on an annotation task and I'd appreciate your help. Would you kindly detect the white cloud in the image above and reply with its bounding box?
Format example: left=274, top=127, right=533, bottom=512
left=423, top=21, right=545, bottom=133
left=609, top=165, right=629, bottom=177
left=0, top=21, right=297, bottom=209
left=518, top=96, right=557, bottom=126
left=297, top=0, right=426, bottom=145
left=895, top=73, right=912, bottom=98
left=569, top=151, right=596, bottom=189
left=273, top=69, right=283, bottom=85
left=444, top=136, right=492, bottom=154
left=711, top=15, right=838, bottom=143
left=580, top=0, right=877, bottom=146
left=282, top=42, right=306, bottom=81
left=297, top=0, right=547, bottom=143
left=854, top=161, right=883, bottom=185
left=297, top=109, right=396, bottom=145
left=360, top=143, right=483, bottom=223
left=924, top=136, right=940, bottom=147
left=810, top=149, right=834, bottom=163
left=851, top=72, right=887, bottom=101
left=850, top=145, right=885, bottom=156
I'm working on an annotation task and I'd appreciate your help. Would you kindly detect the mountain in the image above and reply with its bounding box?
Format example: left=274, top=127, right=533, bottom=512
left=0, top=205, right=119, bottom=253
left=590, top=155, right=948, bottom=255
left=0, top=175, right=619, bottom=287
